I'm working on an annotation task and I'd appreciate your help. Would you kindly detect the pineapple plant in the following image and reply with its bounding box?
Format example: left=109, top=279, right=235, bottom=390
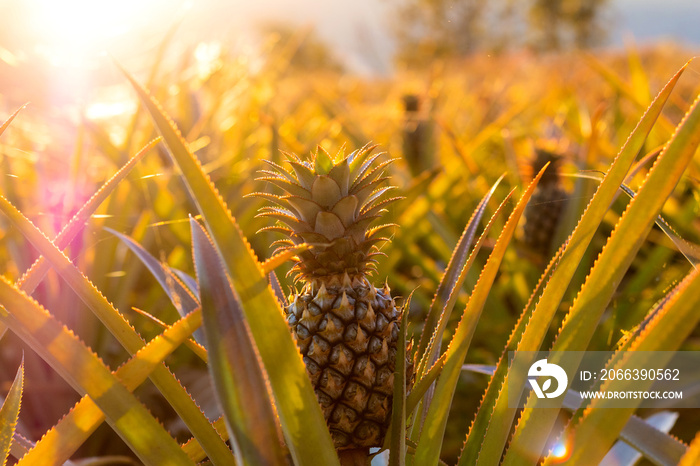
left=3, top=43, right=700, bottom=466
left=255, top=144, right=411, bottom=453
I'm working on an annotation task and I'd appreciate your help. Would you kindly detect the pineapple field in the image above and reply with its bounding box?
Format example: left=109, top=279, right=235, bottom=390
left=0, top=24, right=700, bottom=466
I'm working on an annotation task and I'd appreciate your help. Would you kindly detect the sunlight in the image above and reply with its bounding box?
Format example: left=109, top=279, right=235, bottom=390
left=25, top=0, right=183, bottom=67
left=550, top=438, right=572, bottom=463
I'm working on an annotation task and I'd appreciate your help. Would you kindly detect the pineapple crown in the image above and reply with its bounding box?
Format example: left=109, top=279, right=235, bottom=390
left=254, top=144, right=399, bottom=282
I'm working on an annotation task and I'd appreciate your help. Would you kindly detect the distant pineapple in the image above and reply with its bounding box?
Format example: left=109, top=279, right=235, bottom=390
left=402, top=94, right=434, bottom=177
left=523, top=149, right=568, bottom=259
left=256, top=145, right=411, bottom=451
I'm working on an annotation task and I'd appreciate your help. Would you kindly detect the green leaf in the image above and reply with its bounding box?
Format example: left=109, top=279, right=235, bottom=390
left=553, top=267, right=700, bottom=466
left=0, top=194, right=233, bottom=463
left=120, top=64, right=339, bottom=465
left=415, top=174, right=504, bottom=372
left=0, top=139, right=160, bottom=344
left=468, top=60, right=686, bottom=465
left=0, top=360, right=23, bottom=466
left=388, top=294, right=411, bottom=466
left=0, top=105, right=26, bottom=138
left=106, top=227, right=205, bottom=344
left=459, top=244, right=565, bottom=465
left=413, top=163, right=548, bottom=465
left=504, top=61, right=700, bottom=466
left=315, top=146, right=334, bottom=174
left=0, top=278, right=194, bottom=465
left=191, top=218, right=286, bottom=465
left=567, top=173, right=700, bottom=268
left=260, top=243, right=311, bottom=274
left=462, top=365, right=688, bottom=466
left=406, top=352, right=446, bottom=417
left=614, top=412, right=686, bottom=466
left=20, top=309, right=204, bottom=464
left=680, top=432, right=700, bottom=466
left=617, top=183, right=699, bottom=268
left=411, top=185, right=514, bottom=435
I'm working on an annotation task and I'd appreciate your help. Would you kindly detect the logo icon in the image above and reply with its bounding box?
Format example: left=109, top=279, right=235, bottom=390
left=528, top=359, right=568, bottom=399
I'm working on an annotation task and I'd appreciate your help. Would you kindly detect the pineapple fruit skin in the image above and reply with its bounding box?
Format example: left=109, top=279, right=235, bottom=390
left=286, top=274, right=400, bottom=448
left=523, top=148, right=568, bottom=258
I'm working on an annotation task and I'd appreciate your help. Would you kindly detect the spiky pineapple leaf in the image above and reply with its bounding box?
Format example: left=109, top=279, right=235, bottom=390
left=504, top=63, right=700, bottom=466
left=7, top=433, right=40, bottom=465
left=0, top=278, right=194, bottom=465
left=0, top=139, right=160, bottom=344
left=459, top=242, right=566, bottom=465
left=467, top=61, right=691, bottom=466
left=191, top=218, right=286, bottom=464
left=106, top=227, right=205, bottom=344
left=680, top=432, right=700, bottom=466
left=406, top=352, right=446, bottom=417
left=120, top=66, right=339, bottom=465
left=182, top=417, right=228, bottom=463
left=21, top=309, right=204, bottom=464
left=16, top=138, right=161, bottom=295
left=617, top=183, right=699, bottom=267
left=0, top=194, right=233, bottom=463
left=584, top=53, right=675, bottom=132
left=613, top=412, right=685, bottom=466
left=406, top=182, right=514, bottom=445
left=388, top=293, right=411, bottom=466
left=412, top=183, right=514, bottom=432
left=550, top=267, right=700, bottom=466
left=0, top=360, right=23, bottom=466
left=260, top=243, right=311, bottom=274
left=0, top=105, right=25, bottom=138
left=462, top=365, right=688, bottom=466
left=416, top=174, right=504, bottom=372
left=568, top=173, right=700, bottom=268
left=130, top=307, right=209, bottom=363
left=413, top=164, right=548, bottom=465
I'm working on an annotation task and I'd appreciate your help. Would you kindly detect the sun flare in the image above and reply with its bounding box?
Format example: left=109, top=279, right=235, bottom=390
left=24, top=0, right=187, bottom=66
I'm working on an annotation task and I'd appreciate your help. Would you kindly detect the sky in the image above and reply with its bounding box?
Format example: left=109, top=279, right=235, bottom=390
left=3, top=0, right=700, bottom=78
left=175, top=0, right=700, bottom=74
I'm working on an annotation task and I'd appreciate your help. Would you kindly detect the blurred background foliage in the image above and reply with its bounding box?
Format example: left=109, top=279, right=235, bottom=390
left=0, top=0, right=699, bottom=462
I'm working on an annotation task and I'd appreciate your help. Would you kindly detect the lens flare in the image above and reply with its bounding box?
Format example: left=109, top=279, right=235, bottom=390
left=549, top=437, right=573, bottom=463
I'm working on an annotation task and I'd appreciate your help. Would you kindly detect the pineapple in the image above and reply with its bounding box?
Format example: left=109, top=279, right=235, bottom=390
left=256, top=144, right=409, bottom=452
left=523, top=148, right=568, bottom=259
left=402, top=93, right=434, bottom=177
